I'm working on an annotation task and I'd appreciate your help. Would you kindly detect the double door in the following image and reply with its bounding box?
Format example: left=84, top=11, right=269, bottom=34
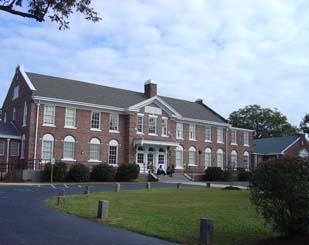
left=137, top=146, right=167, bottom=173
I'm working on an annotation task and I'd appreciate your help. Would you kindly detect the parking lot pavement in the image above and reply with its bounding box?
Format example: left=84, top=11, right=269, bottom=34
left=0, top=183, right=179, bottom=245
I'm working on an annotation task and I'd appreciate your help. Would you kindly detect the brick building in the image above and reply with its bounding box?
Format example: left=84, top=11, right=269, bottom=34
left=0, top=65, right=253, bottom=176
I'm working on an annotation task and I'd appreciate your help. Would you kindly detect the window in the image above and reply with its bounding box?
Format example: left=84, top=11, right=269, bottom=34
left=205, top=126, right=212, bottom=142
left=0, top=141, right=5, bottom=155
left=205, top=148, right=212, bottom=169
left=22, top=102, right=27, bottom=126
left=176, top=122, right=183, bottom=139
left=91, top=111, right=101, bottom=130
left=243, top=151, right=250, bottom=170
left=65, top=108, right=76, bottom=128
left=42, top=134, right=54, bottom=161
left=216, top=149, right=224, bottom=169
left=63, top=135, right=75, bottom=160
left=188, top=146, right=196, bottom=166
left=137, top=146, right=145, bottom=166
left=231, top=130, right=237, bottom=145
left=148, top=116, right=157, bottom=135
left=12, top=107, right=16, bottom=121
left=4, top=112, right=7, bottom=123
left=243, top=132, right=249, bottom=146
left=217, top=128, right=224, bottom=143
left=108, top=140, right=118, bottom=165
left=137, top=114, right=144, bottom=133
left=109, top=113, right=119, bottom=131
left=176, top=145, right=184, bottom=169
left=43, top=105, right=55, bottom=125
left=162, top=118, right=168, bottom=136
left=10, top=142, right=19, bottom=156
left=231, top=150, right=237, bottom=169
left=89, top=138, right=100, bottom=161
left=12, top=85, right=19, bottom=100
left=20, top=134, right=26, bottom=159
left=189, top=124, right=196, bottom=140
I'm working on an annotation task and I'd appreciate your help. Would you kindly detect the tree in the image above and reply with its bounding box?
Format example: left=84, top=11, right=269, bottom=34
left=250, top=157, right=309, bottom=237
left=229, top=104, right=297, bottom=139
left=300, top=114, right=309, bottom=134
left=0, top=0, right=101, bottom=30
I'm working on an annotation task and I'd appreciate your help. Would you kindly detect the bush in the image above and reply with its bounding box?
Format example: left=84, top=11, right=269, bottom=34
left=66, top=163, right=90, bottom=182
left=223, top=168, right=234, bottom=181
left=205, top=167, right=224, bottom=181
left=237, top=168, right=252, bottom=181
left=91, top=164, right=116, bottom=182
left=250, top=157, right=309, bottom=237
left=43, top=162, right=67, bottom=182
left=115, top=163, right=140, bottom=181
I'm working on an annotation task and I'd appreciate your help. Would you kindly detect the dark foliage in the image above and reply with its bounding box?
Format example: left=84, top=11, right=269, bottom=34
left=115, top=163, right=140, bottom=182
left=237, top=168, right=252, bottom=181
left=66, top=163, right=90, bottom=182
left=91, top=164, right=116, bottom=182
left=43, top=162, right=67, bottom=182
left=205, top=167, right=224, bottom=181
left=250, top=157, right=309, bottom=237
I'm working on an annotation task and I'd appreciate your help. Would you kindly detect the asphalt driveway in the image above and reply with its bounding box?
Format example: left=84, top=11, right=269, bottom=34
left=0, top=183, right=179, bottom=245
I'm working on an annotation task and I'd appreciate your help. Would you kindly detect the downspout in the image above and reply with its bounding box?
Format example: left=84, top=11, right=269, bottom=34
left=225, top=127, right=229, bottom=170
left=33, top=103, right=40, bottom=170
left=6, top=139, right=10, bottom=172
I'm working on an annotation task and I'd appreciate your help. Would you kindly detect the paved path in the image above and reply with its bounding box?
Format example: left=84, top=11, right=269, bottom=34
left=0, top=183, right=179, bottom=245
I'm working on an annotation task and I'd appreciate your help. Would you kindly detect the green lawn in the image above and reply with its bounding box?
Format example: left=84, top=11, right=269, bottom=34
left=46, top=187, right=275, bottom=244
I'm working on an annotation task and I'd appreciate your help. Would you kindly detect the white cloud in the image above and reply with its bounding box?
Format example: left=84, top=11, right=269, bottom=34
left=1, top=0, right=309, bottom=126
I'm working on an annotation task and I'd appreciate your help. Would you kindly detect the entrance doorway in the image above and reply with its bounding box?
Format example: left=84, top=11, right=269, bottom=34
left=136, top=146, right=167, bottom=173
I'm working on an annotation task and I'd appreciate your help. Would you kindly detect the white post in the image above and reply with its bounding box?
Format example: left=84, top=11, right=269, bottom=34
left=33, top=103, right=40, bottom=170
left=6, top=139, right=10, bottom=172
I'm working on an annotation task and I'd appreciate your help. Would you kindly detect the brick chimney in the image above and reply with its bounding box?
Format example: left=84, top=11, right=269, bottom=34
left=144, top=79, right=157, bottom=98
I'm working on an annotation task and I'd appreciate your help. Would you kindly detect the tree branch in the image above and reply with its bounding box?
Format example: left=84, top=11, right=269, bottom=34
left=0, top=5, right=42, bottom=21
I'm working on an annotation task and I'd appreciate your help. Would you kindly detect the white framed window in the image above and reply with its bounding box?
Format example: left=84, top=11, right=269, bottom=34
left=205, top=126, right=212, bottom=142
left=205, top=148, right=212, bottom=169
left=12, top=85, right=19, bottom=100
left=10, top=142, right=19, bottom=156
left=176, top=145, right=183, bottom=169
left=243, top=151, right=250, bottom=170
left=108, top=140, right=118, bottom=165
left=148, top=116, right=157, bottom=135
left=0, top=141, right=5, bottom=155
left=137, top=114, right=144, bottom=133
left=216, top=149, right=224, bottom=169
left=65, top=108, right=76, bottom=128
left=63, top=135, right=75, bottom=160
left=43, top=105, right=55, bottom=125
left=217, top=128, right=224, bottom=143
left=137, top=146, right=145, bottom=165
left=109, top=113, right=119, bottom=132
left=22, top=102, right=27, bottom=126
left=189, top=124, right=196, bottom=140
left=162, top=118, right=168, bottom=136
left=20, top=134, right=26, bottom=159
left=231, top=150, right=237, bottom=169
left=243, top=132, right=249, bottom=146
left=91, top=111, right=101, bottom=130
left=42, top=134, right=54, bottom=161
left=4, top=112, right=7, bottom=123
left=12, top=107, right=16, bottom=121
left=89, top=138, right=101, bottom=161
left=231, top=130, right=237, bottom=145
left=176, top=122, right=183, bottom=139
left=188, top=146, right=196, bottom=166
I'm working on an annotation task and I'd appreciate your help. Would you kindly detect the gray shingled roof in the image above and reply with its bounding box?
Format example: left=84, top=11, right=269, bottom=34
left=27, top=72, right=227, bottom=123
left=253, top=135, right=299, bottom=155
left=0, top=122, right=21, bottom=138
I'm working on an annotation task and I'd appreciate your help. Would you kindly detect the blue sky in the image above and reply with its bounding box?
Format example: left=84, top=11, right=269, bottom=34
left=1, top=0, right=308, bottom=126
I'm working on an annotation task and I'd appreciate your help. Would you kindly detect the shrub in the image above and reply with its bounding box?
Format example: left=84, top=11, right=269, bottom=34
left=43, top=162, right=67, bottom=182
left=91, top=164, right=116, bottom=182
left=66, top=163, right=90, bottom=182
left=115, top=163, right=140, bottom=181
left=223, top=168, right=234, bottom=181
left=250, top=157, right=309, bottom=237
left=237, top=168, right=252, bottom=181
left=205, top=167, right=224, bottom=181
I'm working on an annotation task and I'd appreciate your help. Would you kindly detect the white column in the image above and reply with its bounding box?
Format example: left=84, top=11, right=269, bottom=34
left=6, top=139, right=10, bottom=172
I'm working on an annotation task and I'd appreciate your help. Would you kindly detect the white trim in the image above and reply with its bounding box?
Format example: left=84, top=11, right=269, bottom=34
left=0, top=134, right=21, bottom=140
left=43, top=124, right=56, bottom=127
left=181, top=117, right=230, bottom=127
left=18, top=65, right=36, bottom=91
left=133, top=139, right=179, bottom=147
left=282, top=137, right=300, bottom=154
left=88, top=160, right=102, bottom=163
left=61, top=158, right=76, bottom=161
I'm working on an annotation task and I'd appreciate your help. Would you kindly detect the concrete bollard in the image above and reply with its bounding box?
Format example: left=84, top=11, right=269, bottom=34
left=145, top=182, right=151, bottom=189
left=57, top=189, right=65, bottom=206
left=97, top=200, right=109, bottom=220
left=115, top=183, right=120, bottom=192
left=177, top=183, right=182, bottom=189
left=84, top=185, right=90, bottom=194
left=200, top=218, right=214, bottom=244
left=206, top=182, right=211, bottom=188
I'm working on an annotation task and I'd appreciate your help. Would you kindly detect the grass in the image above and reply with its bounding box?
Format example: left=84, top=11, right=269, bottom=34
left=45, top=187, right=275, bottom=244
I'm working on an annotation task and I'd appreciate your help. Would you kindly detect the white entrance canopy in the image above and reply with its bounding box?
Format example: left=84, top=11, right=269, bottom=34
left=133, top=139, right=179, bottom=147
